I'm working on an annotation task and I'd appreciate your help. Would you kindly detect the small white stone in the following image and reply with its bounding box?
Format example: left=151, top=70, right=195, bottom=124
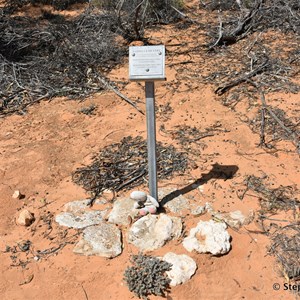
left=12, top=190, right=22, bottom=199
left=130, top=191, right=147, bottom=202
left=17, top=209, right=35, bottom=226
left=158, top=188, right=189, bottom=214
left=190, top=202, right=213, bottom=216
left=145, top=195, right=159, bottom=208
left=205, top=202, right=214, bottom=213
left=163, top=252, right=197, bottom=286
left=133, top=202, right=140, bottom=209
left=190, top=205, right=206, bottom=216
left=198, top=185, right=205, bottom=193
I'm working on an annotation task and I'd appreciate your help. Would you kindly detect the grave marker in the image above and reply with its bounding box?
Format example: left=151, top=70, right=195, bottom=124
left=129, top=45, right=166, bottom=201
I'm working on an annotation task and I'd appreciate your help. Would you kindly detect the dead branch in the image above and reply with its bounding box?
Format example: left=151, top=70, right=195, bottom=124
left=249, top=81, right=300, bottom=153
left=81, top=285, right=89, bottom=300
left=208, top=16, right=223, bottom=50
left=260, top=92, right=300, bottom=154
left=168, top=60, right=194, bottom=67
left=259, top=106, right=266, bottom=147
left=215, top=59, right=269, bottom=95
left=19, top=274, right=34, bottom=286
left=97, top=76, right=144, bottom=115
left=209, top=0, right=263, bottom=48
left=170, top=5, right=199, bottom=24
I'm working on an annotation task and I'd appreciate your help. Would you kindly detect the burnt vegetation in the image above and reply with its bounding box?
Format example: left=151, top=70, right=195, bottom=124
left=1, top=0, right=299, bottom=154
left=270, top=225, right=300, bottom=283
left=72, top=136, right=189, bottom=206
left=0, top=0, right=182, bottom=116
left=0, top=7, right=124, bottom=115
left=205, top=0, right=300, bottom=48
left=241, top=174, right=300, bottom=285
left=197, top=0, right=300, bottom=153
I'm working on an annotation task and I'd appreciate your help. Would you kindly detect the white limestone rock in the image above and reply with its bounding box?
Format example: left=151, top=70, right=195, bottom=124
left=127, top=214, right=182, bottom=251
left=171, top=217, right=184, bottom=239
left=107, top=197, right=139, bottom=226
left=63, top=199, right=107, bottom=213
left=190, top=205, right=206, bottom=216
left=158, top=188, right=190, bottom=214
left=162, top=252, right=197, bottom=286
left=73, top=223, right=122, bottom=258
left=183, top=220, right=231, bottom=255
left=190, top=202, right=212, bottom=216
left=210, top=210, right=254, bottom=229
left=55, top=199, right=108, bottom=229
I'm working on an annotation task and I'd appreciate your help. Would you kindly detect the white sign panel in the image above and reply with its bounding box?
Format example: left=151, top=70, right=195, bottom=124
left=129, top=45, right=165, bottom=81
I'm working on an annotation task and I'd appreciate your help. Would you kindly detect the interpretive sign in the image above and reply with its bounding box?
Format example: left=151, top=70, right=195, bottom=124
left=129, top=45, right=165, bottom=81
left=128, top=45, right=166, bottom=202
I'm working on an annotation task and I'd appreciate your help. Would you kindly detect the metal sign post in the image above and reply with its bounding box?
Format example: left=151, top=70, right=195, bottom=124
left=129, top=45, right=166, bottom=201
left=145, top=81, right=158, bottom=201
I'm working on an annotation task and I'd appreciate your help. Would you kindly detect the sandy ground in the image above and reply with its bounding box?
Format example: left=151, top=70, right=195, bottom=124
left=1, top=3, right=300, bottom=300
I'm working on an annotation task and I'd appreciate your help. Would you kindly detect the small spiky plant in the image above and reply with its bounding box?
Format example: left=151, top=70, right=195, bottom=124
left=124, top=253, right=172, bottom=300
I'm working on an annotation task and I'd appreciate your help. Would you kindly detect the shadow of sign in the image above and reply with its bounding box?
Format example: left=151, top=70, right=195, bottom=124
left=160, top=163, right=239, bottom=207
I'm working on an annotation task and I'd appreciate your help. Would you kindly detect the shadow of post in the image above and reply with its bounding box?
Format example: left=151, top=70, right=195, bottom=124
left=160, top=163, right=239, bottom=207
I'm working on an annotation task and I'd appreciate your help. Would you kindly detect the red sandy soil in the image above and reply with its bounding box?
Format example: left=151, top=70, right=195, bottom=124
left=0, top=3, right=299, bottom=300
